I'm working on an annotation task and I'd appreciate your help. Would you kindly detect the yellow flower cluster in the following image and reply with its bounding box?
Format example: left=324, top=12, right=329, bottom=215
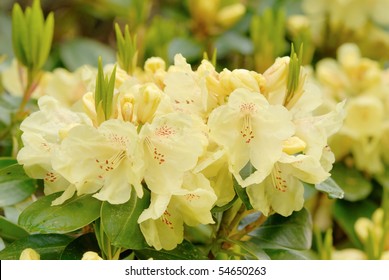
left=16, top=53, right=344, bottom=250
left=314, top=43, right=389, bottom=175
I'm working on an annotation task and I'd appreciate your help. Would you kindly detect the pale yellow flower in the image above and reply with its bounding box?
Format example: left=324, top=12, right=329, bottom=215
left=246, top=149, right=331, bottom=217
left=52, top=119, right=144, bottom=204
left=195, top=147, right=234, bottom=207
left=208, top=88, right=294, bottom=187
left=139, top=172, right=216, bottom=250
left=139, top=112, right=208, bottom=195
left=303, top=0, right=389, bottom=33
left=17, top=96, right=92, bottom=198
left=44, top=66, right=90, bottom=107
left=164, top=54, right=212, bottom=118
left=1, top=59, right=48, bottom=98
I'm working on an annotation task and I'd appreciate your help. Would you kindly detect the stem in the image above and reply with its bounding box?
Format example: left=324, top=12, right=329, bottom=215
left=17, top=65, right=41, bottom=116
left=230, top=213, right=267, bottom=241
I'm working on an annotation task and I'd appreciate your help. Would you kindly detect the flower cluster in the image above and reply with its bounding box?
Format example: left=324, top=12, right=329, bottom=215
left=314, top=43, right=389, bottom=175
left=16, top=53, right=344, bottom=250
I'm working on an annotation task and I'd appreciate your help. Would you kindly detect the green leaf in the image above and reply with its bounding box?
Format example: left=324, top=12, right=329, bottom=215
left=225, top=238, right=270, bottom=260
left=38, top=12, right=54, bottom=69
left=263, top=249, right=316, bottom=260
left=11, top=4, right=27, bottom=66
left=249, top=208, right=312, bottom=251
left=0, top=11, right=14, bottom=64
left=0, top=159, right=37, bottom=207
left=135, top=240, right=207, bottom=260
left=233, top=178, right=253, bottom=210
left=0, top=234, right=73, bottom=260
left=211, top=195, right=238, bottom=213
left=29, top=0, right=44, bottom=69
left=19, top=192, right=102, bottom=234
left=104, top=64, right=116, bottom=119
left=168, top=37, right=202, bottom=64
left=215, top=32, right=253, bottom=57
left=60, top=38, right=115, bottom=71
left=0, top=216, right=29, bottom=242
left=101, top=188, right=149, bottom=250
left=331, top=163, right=373, bottom=201
left=60, top=233, right=100, bottom=260
left=115, top=23, right=138, bottom=74
left=315, top=177, right=344, bottom=199
left=332, top=199, right=377, bottom=249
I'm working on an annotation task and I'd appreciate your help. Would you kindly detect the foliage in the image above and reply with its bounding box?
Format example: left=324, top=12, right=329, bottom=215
left=0, top=0, right=389, bottom=260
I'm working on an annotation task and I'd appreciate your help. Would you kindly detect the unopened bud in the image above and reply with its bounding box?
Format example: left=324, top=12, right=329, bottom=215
left=81, top=251, right=103, bottom=260
left=20, top=248, right=40, bottom=260
left=216, top=4, right=245, bottom=28
left=135, top=83, right=162, bottom=124
left=282, top=136, right=306, bottom=155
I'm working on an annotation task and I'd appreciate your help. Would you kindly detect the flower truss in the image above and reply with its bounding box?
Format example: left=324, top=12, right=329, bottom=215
left=16, top=53, right=344, bottom=251
left=315, top=43, right=389, bottom=175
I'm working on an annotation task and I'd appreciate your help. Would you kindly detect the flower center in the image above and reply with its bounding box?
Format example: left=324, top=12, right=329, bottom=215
left=271, top=164, right=287, bottom=192
left=239, top=102, right=257, bottom=144
left=161, top=210, right=174, bottom=229
left=95, top=150, right=126, bottom=178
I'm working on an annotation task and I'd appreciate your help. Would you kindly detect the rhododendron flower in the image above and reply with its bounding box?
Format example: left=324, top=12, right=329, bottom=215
left=17, top=96, right=92, bottom=198
left=139, top=112, right=208, bottom=195
left=52, top=119, right=144, bottom=204
left=138, top=172, right=216, bottom=250
left=208, top=88, right=294, bottom=187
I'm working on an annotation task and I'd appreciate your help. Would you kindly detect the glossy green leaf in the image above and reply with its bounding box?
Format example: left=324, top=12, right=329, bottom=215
left=315, top=177, right=344, bottom=199
left=60, top=233, right=100, bottom=260
left=0, top=234, right=73, bottom=260
left=101, top=188, right=149, bottom=250
left=332, top=199, right=377, bottom=249
left=249, top=208, right=312, bottom=251
left=60, top=38, right=115, bottom=71
left=225, top=238, right=270, bottom=260
left=263, top=249, right=316, bottom=260
left=135, top=240, right=206, bottom=260
left=331, top=163, right=372, bottom=201
left=211, top=195, right=238, bottom=213
left=0, top=216, right=29, bottom=242
left=233, top=178, right=253, bottom=211
left=19, top=192, right=102, bottom=234
left=0, top=159, right=36, bottom=207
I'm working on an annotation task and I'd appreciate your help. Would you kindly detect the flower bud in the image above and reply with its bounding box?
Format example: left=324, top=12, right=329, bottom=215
left=220, top=69, right=265, bottom=95
left=354, top=217, right=372, bottom=243
left=81, top=251, right=103, bottom=260
left=20, top=248, right=40, bottom=260
left=135, top=83, right=163, bottom=124
left=282, top=136, right=306, bottom=155
left=216, top=3, right=245, bottom=28
left=144, top=57, right=166, bottom=74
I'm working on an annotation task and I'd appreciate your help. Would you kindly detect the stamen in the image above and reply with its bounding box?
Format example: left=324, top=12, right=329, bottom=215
left=161, top=210, right=174, bottom=229
left=185, top=193, right=200, bottom=202
left=271, top=164, right=287, bottom=192
left=240, top=115, right=254, bottom=144
left=145, top=137, right=166, bottom=165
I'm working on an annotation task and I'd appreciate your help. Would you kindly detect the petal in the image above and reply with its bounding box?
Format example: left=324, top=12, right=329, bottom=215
left=247, top=171, right=304, bottom=217
left=172, top=172, right=217, bottom=226
left=139, top=203, right=183, bottom=251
